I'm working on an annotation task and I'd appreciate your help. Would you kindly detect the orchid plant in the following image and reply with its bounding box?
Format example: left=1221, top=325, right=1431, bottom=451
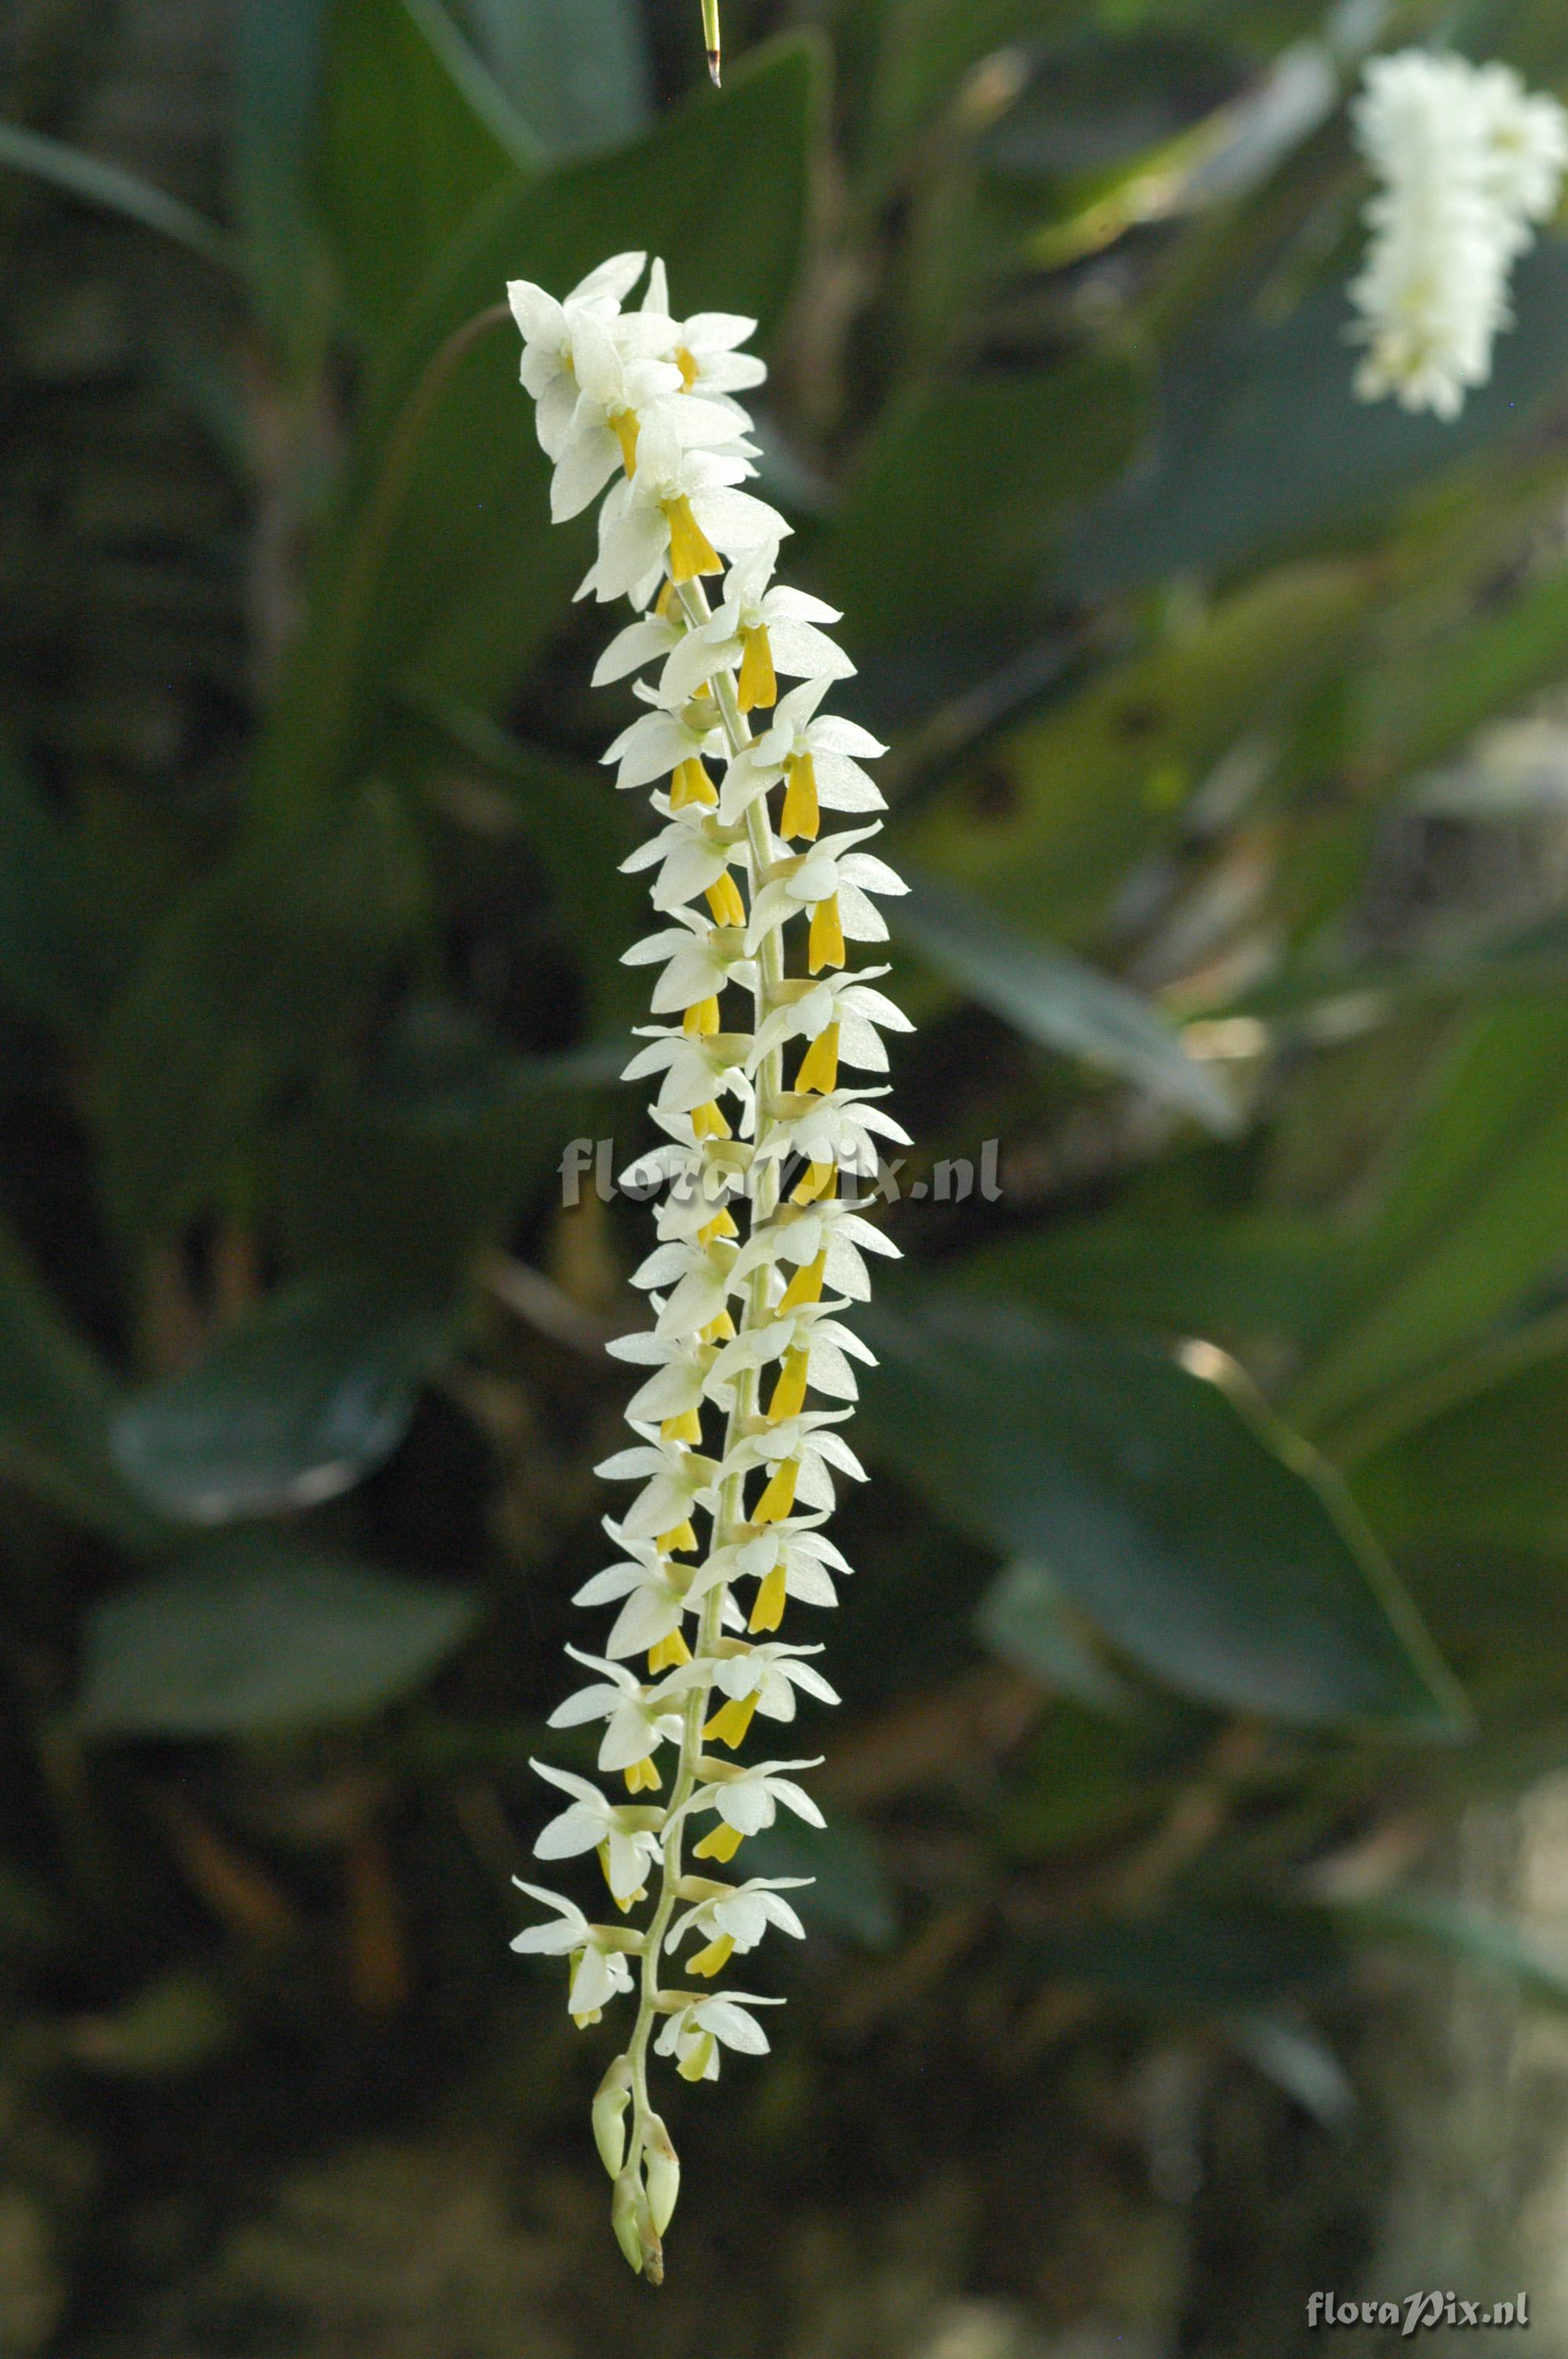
left=505, top=251, right=909, bottom=2281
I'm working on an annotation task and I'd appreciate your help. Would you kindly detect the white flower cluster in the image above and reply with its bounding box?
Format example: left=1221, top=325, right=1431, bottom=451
left=504, top=252, right=910, bottom=2281
left=1349, top=49, right=1568, bottom=420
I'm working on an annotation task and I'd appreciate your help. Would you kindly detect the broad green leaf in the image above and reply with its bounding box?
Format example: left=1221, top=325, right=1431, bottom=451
left=1352, top=1310, right=1568, bottom=1553
left=0, top=118, right=237, bottom=270
left=318, top=0, right=535, bottom=344
left=1026, top=1898, right=1347, bottom=2011
left=857, top=1285, right=1464, bottom=1732
left=93, top=786, right=427, bottom=1242
left=254, top=37, right=817, bottom=829
left=274, top=1005, right=613, bottom=1289
left=0, top=1215, right=165, bottom=1550
left=110, top=1274, right=453, bottom=1523
left=75, top=1536, right=478, bottom=1736
left=897, top=562, right=1371, bottom=944
left=1290, top=1001, right=1568, bottom=1440
left=1066, top=242, right=1568, bottom=597
left=894, top=869, right=1237, bottom=1132
left=403, top=700, right=646, bottom=1025
left=952, top=1212, right=1341, bottom=1345
left=461, top=0, right=651, bottom=155
left=746, top=1817, right=899, bottom=1950
left=976, top=1560, right=1134, bottom=1714
left=825, top=347, right=1148, bottom=648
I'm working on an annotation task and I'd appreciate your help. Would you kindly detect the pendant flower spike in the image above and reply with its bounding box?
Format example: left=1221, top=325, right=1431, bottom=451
left=505, top=253, right=910, bottom=2280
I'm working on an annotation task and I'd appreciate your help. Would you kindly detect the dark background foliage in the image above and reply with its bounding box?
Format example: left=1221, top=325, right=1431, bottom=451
left=5, top=0, right=1568, bottom=2350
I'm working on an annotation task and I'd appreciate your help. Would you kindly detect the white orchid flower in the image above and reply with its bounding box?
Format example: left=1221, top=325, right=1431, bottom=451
left=510, top=1880, right=640, bottom=2020
left=530, top=1761, right=663, bottom=1904
left=720, top=676, right=886, bottom=834
left=551, top=312, right=740, bottom=522
left=668, top=1876, right=811, bottom=1972
left=580, top=410, right=787, bottom=605
left=660, top=545, right=854, bottom=712
left=622, top=910, right=756, bottom=1020
left=547, top=1645, right=689, bottom=1777
left=619, top=809, right=747, bottom=915
left=506, top=252, right=649, bottom=457
left=593, top=1437, right=723, bottom=1547
left=685, top=1755, right=827, bottom=1841
left=572, top=1525, right=740, bottom=1660
left=734, top=1193, right=902, bottom=1304
left=653, top=1990, right=783, bottom=2081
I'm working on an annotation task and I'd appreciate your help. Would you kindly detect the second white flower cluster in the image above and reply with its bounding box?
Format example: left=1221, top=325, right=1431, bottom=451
left=1351, top=49, right=1568, bottom=419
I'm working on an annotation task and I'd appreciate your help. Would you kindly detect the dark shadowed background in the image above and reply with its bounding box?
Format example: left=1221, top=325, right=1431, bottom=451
left=6, top=0, right=1568, bottom=2351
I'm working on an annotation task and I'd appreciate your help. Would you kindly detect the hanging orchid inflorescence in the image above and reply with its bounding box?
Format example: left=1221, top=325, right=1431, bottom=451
left=504, top=251, right=910, bottom=2281
left=1349, top=48, right=1568, bottom=420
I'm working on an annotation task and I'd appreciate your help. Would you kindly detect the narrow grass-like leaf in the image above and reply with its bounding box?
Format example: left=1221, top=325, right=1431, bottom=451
left=0, top=118, right=237, bottom=269
left=895, top=870, right=1237, bottom=1132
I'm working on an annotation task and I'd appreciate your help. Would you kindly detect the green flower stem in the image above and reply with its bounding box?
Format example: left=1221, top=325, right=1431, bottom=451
left=618, top=567, right=783, bottom=2278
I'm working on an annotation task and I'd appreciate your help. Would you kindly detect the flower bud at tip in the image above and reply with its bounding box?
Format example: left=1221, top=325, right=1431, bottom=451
left=593, top=2055, right=633, bottom=2179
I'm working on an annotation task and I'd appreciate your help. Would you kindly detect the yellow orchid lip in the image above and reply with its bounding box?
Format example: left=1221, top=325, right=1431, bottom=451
left=664, top=495, right=721, bottom=582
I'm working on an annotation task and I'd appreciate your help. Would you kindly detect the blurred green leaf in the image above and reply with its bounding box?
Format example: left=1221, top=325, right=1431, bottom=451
left=94, top=785, right=428, bottom=1243
left=0, top=1216, right=165, bottom=1550
left=234, top=0, right=330, bottom=343
left=1028, top=1897, right=1347, bottom=2010
left=898, top=562, right=1371, bottom=943
left=0, top=736, right=103, bottom=1032
left=826, top=347, right=1148, bottom=646
left=853, top=0, right=1069, bottom=189
left=1337, top=1886, right=1568, bottom=2014
left=76, top=1535, right=479, bottom=1736
left=405, top=700, right=645, bottom=1024
left=952, top=1212, right=1340, bottom=1344
left=256, top=35, right=818, bottom=824
left=69, top=1970, right=235, bottom=2077
left=318, top=0, right=535, bottom=344
left=977, top=1559, right=1134, bottom=1713
left=111, top=1273, right=452, bottom=1524
left=1218, top=2006, right=1355, bottom=2124
left=1363, top=554, right=1568, bottom=789
left=274, top=1006, right=610, bottom=1288
left=895, top=868, right=1237, bottom=1130
left=1067, top=243, right=1568, bottom=596
left=1000, top=1703, right=1158, bottom=1855
left=0, top=118, right=237, bottom=269
left=1236, top=906, right=1568, bottom=1027
left=1352, top=1309, right=1568, bottom=1553
left=746, top=1816, right=899, bottom=1950
left=461, top=0, right=651, bottom=155
left=858, top=1285, right=1465, bottom=1732
left=1290, top=1001, right=1568, bottom=1441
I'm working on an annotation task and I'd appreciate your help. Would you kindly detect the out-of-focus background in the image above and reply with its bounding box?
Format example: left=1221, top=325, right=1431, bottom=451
left=9, top=0, right=1568, bottom=2350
